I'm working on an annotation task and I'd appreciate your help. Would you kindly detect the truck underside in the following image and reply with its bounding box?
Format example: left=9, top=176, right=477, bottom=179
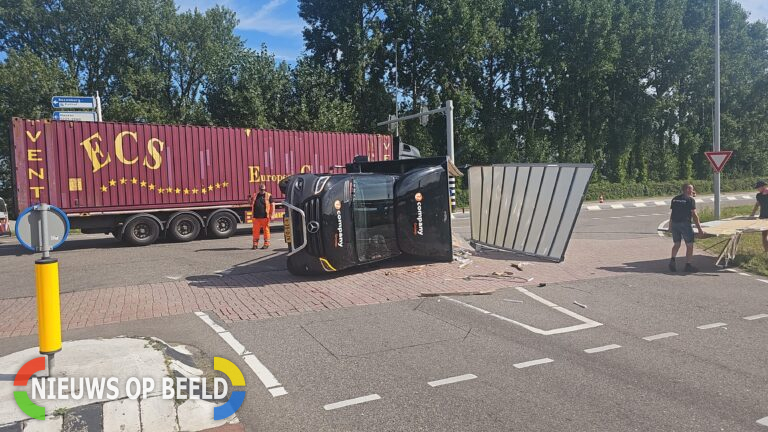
left=281, top=157, right=454, bottom=275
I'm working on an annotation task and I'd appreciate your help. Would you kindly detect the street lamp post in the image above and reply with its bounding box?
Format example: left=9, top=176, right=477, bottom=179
left=714, top=0, right=721, bottom=220
left=394, top=38, right=401, bottom=138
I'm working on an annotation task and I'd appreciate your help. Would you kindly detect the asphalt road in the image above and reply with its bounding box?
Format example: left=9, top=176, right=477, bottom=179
left=2, top=198, right=767, bottom=431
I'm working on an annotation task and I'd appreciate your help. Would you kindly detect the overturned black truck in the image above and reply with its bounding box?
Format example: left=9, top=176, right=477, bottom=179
left=280, top=157, right=459, bottom=275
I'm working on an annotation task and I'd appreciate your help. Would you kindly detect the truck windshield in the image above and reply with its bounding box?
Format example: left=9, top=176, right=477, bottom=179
left=352, top=176, right=397, bottom=262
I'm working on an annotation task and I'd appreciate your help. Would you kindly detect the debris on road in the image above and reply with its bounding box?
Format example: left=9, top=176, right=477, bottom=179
left=573, top=301, right=587, bottom=309
left=538, top=283, right=547, bottom=287
left=420, top=291, right=494, bottom=297
left=463, top=271, right=534, bottom=283
left=510, top=262, right=524, bottom=271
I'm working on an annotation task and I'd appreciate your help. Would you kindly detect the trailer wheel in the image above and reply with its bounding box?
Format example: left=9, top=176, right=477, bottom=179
left=168, top=214, right=201, bottom=242
left=124, top=217, right=160, bottom=246
left=207, top=212, right=238, bottom=239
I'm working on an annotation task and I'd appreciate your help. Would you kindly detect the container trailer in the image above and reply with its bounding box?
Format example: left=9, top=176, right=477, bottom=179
left=9, top=118, right=393, bottom=245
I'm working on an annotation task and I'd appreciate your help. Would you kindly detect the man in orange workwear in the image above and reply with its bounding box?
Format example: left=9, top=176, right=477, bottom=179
left=249, top=184, right=273, bottom=249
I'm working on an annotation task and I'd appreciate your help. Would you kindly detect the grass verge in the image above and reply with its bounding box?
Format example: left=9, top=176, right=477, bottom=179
left=696, top=205, right=768, bottom=276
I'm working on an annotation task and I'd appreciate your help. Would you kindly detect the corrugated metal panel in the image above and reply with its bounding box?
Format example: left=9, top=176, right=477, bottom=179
left=469, top=163, right=594, bottom=262
left=12, top=118, right=392, bottom=214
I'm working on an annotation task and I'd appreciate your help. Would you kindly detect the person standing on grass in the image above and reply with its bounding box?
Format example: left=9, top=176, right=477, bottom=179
left=669, top=183, right=705, bottom=272
left=749, top=180, right=768, bottom=252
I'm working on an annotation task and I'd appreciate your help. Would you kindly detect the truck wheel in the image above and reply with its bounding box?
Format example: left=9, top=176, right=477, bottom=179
left=124, top=217, right=160, bottom=246
left=168, top=214, right=201, bottom=242
left=208, top=212, right=237, bottom=239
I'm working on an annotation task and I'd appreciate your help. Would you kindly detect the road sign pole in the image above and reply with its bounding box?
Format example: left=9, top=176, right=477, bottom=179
left=96, top=91, right=103, bottom=122
left=33, top=204, right=62, bottom=374
left=714, top=0, right=721, bottom=220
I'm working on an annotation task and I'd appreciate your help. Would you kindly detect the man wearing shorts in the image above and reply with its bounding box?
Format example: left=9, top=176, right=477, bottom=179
left=749, top=180, right=768, bottom=251
left=669, top=184, right=704, bottom=272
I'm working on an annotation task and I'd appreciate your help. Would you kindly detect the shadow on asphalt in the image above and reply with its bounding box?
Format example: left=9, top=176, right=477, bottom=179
left=597, top=256, right=720, bottom=276
left=185, top=252, right=444, bottom=288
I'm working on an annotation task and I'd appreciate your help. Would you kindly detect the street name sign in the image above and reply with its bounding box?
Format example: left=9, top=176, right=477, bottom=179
left=51, top=96, right=96, bottom=109
left=53, top=111, right=97, bottom=122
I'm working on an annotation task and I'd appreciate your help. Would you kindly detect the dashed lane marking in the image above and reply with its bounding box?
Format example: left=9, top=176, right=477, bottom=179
left=586, top=205, right=601, bottom=211
left=757, top=416, right=768, bottom=426
left=654, top=201, right=667, bottom=206
left=514, top=358, right=553, bottom=369
left=428, top=374, right=477, bottom=387
left=634, top=203, right=647, bottom=207
left=195, top=311, right=287, bottom=397
left=744, top=314, right=768, bottom=321
left=610, top=204, right=624, bottom=209
left=727, top=196, right=736, bottom=201
left=324, top=394, right=381, bottom=411
left=643, top=332, right=678, bottom=341
left=757, top=279, right=768, bottom=284
left=697, top=323, right=727, bottom=330
left=584, top=344, right=621, bottom=354
left=739, top=273, right=751, bottom=276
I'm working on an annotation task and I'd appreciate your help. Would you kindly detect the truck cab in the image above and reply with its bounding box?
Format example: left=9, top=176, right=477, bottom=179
left=281, top=158, right=453, bottom=275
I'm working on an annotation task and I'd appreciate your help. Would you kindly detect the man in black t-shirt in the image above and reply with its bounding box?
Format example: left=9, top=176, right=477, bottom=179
left=669, top=183, right=704, bottom=272
left=749, top=180, right=768, bottom=251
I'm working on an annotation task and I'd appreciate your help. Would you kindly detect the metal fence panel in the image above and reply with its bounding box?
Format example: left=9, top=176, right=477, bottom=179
left=468, top=163, right=594, bottom=262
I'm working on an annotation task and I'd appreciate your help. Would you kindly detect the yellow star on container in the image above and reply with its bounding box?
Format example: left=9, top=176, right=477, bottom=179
left=100, top=185, right=108, bottom=192
left=201, top=188, right=207, bottom=195
left=215, top=183, right=221, bottom=189
left=109, top=179, right=116, bottom=186
left=120, top=178, right=127, bottom=185
left=164, top=187, right=172, bottom=193
left=175, top=188, right=181, bottom=194
left=208, top=185, right=214, bottom=191
left=191, top=188, right=198, bottom=194
left=148, top=184, right=155, bottom=191
left=131, top=178, right=138, bottom=185
left=140, top=181, right=147, bottom=187
left=158, top=188, right=164, bottom=195
left=222, top=182, right=229, bottom=187
left=183, top=188, right=190, bottom=195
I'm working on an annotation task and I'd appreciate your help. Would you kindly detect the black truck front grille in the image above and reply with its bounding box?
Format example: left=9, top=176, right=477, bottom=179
left=303, top=197, right=325, bottom=257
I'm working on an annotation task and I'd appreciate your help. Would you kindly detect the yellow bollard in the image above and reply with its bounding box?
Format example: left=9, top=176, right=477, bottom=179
left=35, top=258, right=62, bottom=355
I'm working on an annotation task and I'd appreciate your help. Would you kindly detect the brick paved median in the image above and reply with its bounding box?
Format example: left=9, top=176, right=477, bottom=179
left=0, top=237, right=674, bottom=338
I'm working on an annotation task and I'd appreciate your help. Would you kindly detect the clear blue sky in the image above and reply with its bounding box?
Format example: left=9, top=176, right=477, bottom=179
left=176, top=0, right=768, bottom=65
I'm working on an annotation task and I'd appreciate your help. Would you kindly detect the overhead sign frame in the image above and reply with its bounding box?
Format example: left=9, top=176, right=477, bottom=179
left=705, top=151, right=733, bottom=173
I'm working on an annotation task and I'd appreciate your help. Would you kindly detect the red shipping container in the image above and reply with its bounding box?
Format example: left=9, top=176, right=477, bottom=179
left=11, top=118, right=393, bottom=215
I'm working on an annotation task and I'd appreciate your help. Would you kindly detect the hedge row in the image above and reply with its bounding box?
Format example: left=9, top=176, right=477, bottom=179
left=585, top=176, right=765, bottom=201
left=453, top=175, right=766, bottom=208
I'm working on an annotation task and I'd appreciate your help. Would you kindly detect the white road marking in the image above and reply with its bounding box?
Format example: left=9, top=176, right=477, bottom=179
left=584, top=344, right=621, bottom=354
left=744, top=314, right=768, bottom=321
left=634, top=203, right=647, bottom=208
left=428, top=374, right=477, bottom=387
left=725, top=268, right=739, bottom=273
left=637, top=214, right=650, bottom=217
left=195, top=311, right=286, bottom=397
left=586, top=205, right=601, bottom=211
left=165, top=276, right=182, bottom=280
left=514, top=358, right=553, bottom=369
left=610, top=204, right=624, bottom=209
left=442, top=288, right=603, bottom=336
left=441, top=296, right=492, bottom=314
left=657, top=219, right=669, bottom=237
left=652, top=213, right=665, bottom=216
left=610, top=216, right=621, bottom=219
left=591, top=217, right=602, bottom=220
left=757, top=416, right=768, bottom=426
left=654, top=201, right=667, bottom=206
left=726, top=196, right=736, bottom=201
left=739, top=272, right=751, bottom=276
left=695, top=198, right=704, bottom=203
left=624, top=215, right=635, bottom=218
left=697, top=323, right=727, bottom=330
left=757, top=279, right=768, bottom=284
left=743, top=195, right=753, bottom=199
left=324, top=394, right=381, bottom=411
left=643, top=332, right=678, bottom=341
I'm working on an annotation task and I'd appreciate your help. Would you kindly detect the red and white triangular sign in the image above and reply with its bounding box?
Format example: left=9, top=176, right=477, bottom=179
left=705, top=151, right=733, bottom=173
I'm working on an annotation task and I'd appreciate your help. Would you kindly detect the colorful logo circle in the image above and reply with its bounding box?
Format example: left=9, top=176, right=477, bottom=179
left=334, top=200, right=342, bottom=210
left=415, top=192, right=423, bottom=202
